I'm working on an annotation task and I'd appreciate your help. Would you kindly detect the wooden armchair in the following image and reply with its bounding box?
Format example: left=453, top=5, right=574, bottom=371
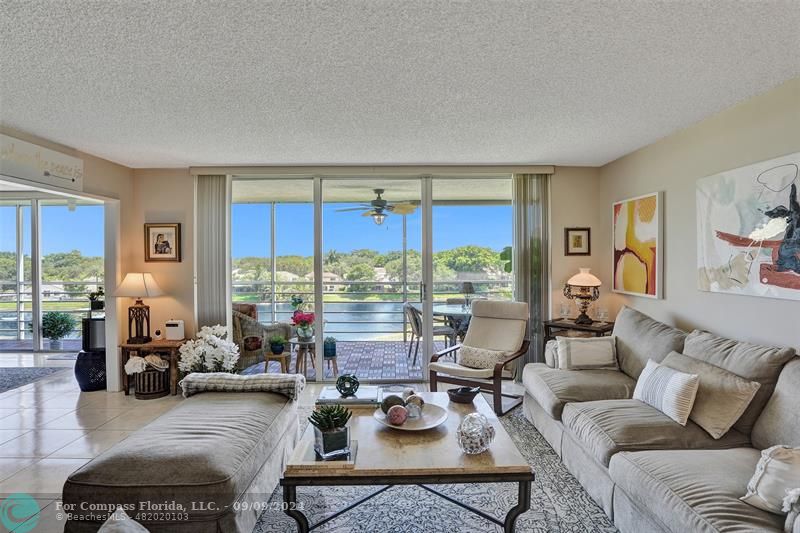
left=429, top=300, right=530, bottom=416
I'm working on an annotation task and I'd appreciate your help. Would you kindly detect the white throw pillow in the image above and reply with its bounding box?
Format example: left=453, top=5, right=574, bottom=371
left=457, top=345, right=513, bottom=369
left=633, top=359, right=700, bottom=426
left=555, top=336, right=618, bottom=370
left=741, top=445, right=800, bottom=515
left=98, top=507, right=149, bottom=532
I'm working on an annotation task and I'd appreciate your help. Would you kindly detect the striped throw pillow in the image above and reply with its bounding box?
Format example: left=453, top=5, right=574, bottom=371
left=633, top=359, right=700, bottom=426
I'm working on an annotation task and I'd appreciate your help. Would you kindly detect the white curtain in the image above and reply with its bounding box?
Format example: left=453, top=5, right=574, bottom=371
left=513, top=173, right=550, bottom=374
left=195, top=175, right=231, bottom=329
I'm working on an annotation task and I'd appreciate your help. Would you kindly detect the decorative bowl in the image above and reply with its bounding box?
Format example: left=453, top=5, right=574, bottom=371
left=373, top=404, right=448, bottom=431
left=447, top=386, right=481, bottom=404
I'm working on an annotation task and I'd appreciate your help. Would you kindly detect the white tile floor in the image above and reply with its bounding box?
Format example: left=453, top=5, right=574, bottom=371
left=0, top=351, right=523, bottom=531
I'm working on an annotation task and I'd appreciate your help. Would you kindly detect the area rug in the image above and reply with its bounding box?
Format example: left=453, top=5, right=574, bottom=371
left=254, top=407, right=616, bottom=533
left=0, top=367, right=70, bottom=393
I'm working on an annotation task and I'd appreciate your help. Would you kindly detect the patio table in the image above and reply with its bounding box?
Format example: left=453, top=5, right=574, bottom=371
left=412, top=303, right=473, bottom=344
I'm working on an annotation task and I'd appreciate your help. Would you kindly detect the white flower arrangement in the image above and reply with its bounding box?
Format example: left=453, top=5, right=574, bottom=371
left=178, top=324, right=240, bottom=374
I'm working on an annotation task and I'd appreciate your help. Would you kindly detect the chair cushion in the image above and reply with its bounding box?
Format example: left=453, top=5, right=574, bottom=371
left=456, top=345, right=512, bottom=369
left=662, top=351, right=761, bottom=439
left=462, top=300, right=527, bottom=353
left=562, top=399, right=751, bottom=467
left=613, top=306, right=687, bottom=380
left=243, top=336, right=263, bottom=351
left=430, top=361, right=512, bottom=379
left=609, top=448, right=783, bottom=533
left=683, top=330, right=796, bottom=435
left=521, top=363, right=635, bottom=420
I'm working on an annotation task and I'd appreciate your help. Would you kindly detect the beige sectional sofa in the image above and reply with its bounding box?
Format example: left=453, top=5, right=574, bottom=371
left=63, top=391, right=298, bottom=533
left=522, top=306, right=797, bottom=532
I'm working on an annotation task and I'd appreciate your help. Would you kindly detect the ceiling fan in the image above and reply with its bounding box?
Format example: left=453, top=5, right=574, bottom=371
left=335, top=189, right=417, bottom=225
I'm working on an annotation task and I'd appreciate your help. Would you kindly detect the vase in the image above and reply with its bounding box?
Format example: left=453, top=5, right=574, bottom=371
left=313, top=426, right=350, bottom=460
left=297, top=325, right=314, bottom=341
left=270, top=344, right=285, bottom=355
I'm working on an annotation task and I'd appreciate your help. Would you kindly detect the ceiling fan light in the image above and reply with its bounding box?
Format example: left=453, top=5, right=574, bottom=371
left=372, top=213, right=387, bottom=225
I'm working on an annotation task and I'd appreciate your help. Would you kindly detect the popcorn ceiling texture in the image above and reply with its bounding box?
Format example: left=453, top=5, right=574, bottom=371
left=0, top=1, right=798, bottom=168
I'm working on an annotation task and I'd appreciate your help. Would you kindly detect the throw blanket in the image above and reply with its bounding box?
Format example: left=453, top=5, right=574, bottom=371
left=179, top=372, right=306, bottom=400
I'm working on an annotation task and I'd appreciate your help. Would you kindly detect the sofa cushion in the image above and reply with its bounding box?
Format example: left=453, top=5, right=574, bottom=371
left=555, top=336, right=618, bottom=370
left=633, top=359, right=700, bottom=426
left=609, top=448, right=783, bottom=532
left=612, top=306, right=686, bottom=380
left=752, top=358, right=800, bottom=450
left=683, top=330, right=796, bottom=435
left=663, top=351, right=761, bottom=439
left=63, top=392, right=297, bottom=526
left=562, top=399, right=750, bottom=467
left=521, top=363, right=636, bottom=420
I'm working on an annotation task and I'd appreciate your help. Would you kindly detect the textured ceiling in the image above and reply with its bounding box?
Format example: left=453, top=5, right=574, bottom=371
left=1, top=1, right=799, bottom=169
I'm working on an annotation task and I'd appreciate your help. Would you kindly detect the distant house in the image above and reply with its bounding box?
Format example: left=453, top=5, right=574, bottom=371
left=275, top=271, right=300, bottom=282
left=41, top=283, right=67, bottom=300
left=303, top=271, right=343, bottom=292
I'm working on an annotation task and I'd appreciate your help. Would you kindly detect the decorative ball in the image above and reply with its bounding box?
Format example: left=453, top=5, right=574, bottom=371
left=404, top=394, right=425, bottom=410
left=402, top=387, right=416, bottom=400
left=380, top=394, right=405, bottom=414
left=387, top=405, right=409, bottom=425
left=336, top=374, right=360, bottom=397
left=456, top=413, right=496, bottom=454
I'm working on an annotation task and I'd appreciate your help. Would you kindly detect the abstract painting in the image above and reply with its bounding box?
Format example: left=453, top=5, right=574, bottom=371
left=613, top=192, right=662, bottom=298
left=697, top=152, right=800, bottom=301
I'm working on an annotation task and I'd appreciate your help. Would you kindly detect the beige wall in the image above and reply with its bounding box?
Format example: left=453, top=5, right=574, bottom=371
left=128, top=169, right=196, bottom=338
left=548, top=166, right=610, bottom=318
left=596, top=78, right=800, bottom=349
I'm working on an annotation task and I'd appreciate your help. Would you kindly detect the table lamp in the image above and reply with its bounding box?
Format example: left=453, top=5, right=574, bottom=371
left=563, top=268, right=601, bottom=325
left=115, top=272, right=164, bottom=343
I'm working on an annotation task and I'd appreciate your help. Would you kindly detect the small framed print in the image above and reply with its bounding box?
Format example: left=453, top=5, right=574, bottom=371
left=145, top=223, right=181, bottom=262
left=564, top=227, right=591, bottom=256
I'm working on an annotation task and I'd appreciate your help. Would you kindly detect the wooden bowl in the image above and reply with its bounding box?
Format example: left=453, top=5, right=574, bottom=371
left=447, top=386, right=481, bottom=404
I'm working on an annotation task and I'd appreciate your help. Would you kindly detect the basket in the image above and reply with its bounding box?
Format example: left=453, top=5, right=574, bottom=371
left=134, top=368, right=169, bottom=400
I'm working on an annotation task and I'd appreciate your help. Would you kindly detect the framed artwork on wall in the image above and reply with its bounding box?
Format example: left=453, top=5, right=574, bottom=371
left=612, top=192, right=662, bottom=298
left=564, top=227, right=591, bottom=256
left=697, top=152, right=799, bottom=301
left=144, top=223, right=181, bottom=262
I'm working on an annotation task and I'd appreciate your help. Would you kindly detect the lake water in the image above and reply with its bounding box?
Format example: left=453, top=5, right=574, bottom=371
left=257, top=302, right=408, bottom=341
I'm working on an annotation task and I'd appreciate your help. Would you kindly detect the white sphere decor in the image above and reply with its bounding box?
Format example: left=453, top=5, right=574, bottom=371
left=456, top=413, right=496, bottom=454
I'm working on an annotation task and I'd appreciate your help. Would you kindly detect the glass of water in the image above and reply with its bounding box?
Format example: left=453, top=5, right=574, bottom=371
left=597, top=307, right=609, bottom=325
left=559, top=302, right=571, bottom=320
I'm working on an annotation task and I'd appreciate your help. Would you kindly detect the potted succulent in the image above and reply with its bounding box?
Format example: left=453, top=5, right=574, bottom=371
left=88, top=287, right=105, bottom=311
left=42, top=312, right=76, bottom=350
left=323, top=336, right=337, bottom=358
left=269, top=334, right=286, bottom=355
left=309, top=404, right=352, bottom=460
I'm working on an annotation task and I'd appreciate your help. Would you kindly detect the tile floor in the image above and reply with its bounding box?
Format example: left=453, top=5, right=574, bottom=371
left=0, top=351, right=522, bottom=531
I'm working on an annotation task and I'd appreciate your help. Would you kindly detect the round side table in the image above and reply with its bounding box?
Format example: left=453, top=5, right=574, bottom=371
left=290, top=337, right=316, bottom=376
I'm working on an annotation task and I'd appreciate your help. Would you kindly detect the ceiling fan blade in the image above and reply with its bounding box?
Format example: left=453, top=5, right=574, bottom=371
left=361, top=210, right=379, bottom=217
left=388, top=203, right=417, bottom=215
left=336, top=207, right=371, bottom=212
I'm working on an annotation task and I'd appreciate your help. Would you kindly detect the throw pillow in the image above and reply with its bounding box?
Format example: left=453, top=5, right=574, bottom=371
left=555, top=336, right=618, bottom=370
left=663, top=351, right=761, bottom=439
left=633, top=359, right=700, bottom=426
left=243, top=336, right=262, bottom=351
left=741, top=445, right=800, bottom=515
left=457, top=345, right=513, bottom=369
left=98, top=507, right=149, bottom=532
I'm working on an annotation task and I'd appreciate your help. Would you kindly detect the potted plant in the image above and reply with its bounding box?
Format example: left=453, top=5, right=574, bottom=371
left=290, top=295, right=304, bottom=311
left=88, top=287, right=105, bottom=310
left=324, top=336, right=337, bottom=358
left=309, top=404, right=352, bottom=460
left=269, top=334, right=286, bottom=355
left=178, top=325, right=240, bottom=374
left=42, top=312, right=76, bottom=350
left=292, top=311, right=315, bottom=341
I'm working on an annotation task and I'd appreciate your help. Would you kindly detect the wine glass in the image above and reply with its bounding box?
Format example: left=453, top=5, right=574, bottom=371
left=597, top=307, right=609, bottom=325
left=559, top=302, right=571, bottom=321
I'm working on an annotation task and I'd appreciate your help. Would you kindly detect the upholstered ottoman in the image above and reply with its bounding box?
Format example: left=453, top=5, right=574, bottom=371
left=63, top=392, right=298, bottom=533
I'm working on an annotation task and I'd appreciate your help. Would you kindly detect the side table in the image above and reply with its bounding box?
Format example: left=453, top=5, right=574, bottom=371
left=290, top=337, right=316, bottom=377
left=120, top=339, right=185, bottom=396
left=542, top=319, right=614, bottom=351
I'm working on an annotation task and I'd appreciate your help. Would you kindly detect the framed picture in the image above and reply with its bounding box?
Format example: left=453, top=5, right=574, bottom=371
left=144, top=223, right=181, bottom=262
left=564, top=227, right=591, bottom=256
left=612, top=192, right=662, bottom=298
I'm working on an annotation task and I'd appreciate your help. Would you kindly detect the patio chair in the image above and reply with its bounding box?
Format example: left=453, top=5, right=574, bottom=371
left=429, top=300, right=530, bottom=415
left=231, top=309, right=292, bottom=372
left=403, top=303, right=455, bottom=367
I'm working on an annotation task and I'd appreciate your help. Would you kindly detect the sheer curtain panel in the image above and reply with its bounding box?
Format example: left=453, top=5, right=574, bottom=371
left=195, top=175, right=231, bottom=329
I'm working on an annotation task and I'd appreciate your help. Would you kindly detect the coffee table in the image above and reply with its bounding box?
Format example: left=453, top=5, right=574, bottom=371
left=281, top=392, right=533, bottom=532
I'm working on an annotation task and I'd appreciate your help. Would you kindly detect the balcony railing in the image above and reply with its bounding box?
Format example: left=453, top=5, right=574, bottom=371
left=232, top=279, right=513, bottom=340
left=0, top=280, right=102, bottom=340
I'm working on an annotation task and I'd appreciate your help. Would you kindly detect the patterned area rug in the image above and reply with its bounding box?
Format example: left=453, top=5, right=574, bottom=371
left=0, top=367, right=69, bottom=393
left=254, top=407, right=616, bottom=533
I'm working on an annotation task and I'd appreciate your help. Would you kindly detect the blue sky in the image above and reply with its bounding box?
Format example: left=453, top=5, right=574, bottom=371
left=0, top=205, right=105, bottom=256
left=231, top=203, right=512, bottom=257
left=1, top=203, right=511, bottom=258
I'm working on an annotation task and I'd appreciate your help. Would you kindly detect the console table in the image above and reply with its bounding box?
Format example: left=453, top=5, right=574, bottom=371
left=120, top=339, right=184, bottom=396
left=543, top=319, right=614, bottom=349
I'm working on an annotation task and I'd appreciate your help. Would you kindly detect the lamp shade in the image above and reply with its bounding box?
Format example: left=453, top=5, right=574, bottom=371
left=567, top=268, right=602, bottom=287
left=115, top=273, right=164, bottom=298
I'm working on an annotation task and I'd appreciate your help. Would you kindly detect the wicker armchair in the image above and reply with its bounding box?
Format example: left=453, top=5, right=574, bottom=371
left=231, top=310, right=292, bottom=372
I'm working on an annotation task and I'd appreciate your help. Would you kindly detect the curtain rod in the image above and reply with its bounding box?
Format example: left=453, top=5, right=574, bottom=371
left=189, top=165, right=555, bottom=176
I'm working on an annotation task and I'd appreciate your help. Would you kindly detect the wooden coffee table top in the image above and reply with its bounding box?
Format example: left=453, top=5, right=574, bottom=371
left=285, top=392, right=531, bottom=478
